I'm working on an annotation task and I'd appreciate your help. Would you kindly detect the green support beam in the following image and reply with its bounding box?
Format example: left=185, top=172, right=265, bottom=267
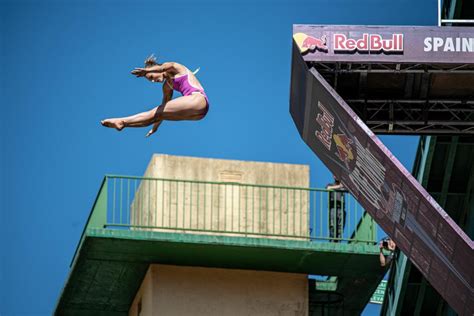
left=413, top=278, right=428, bottom=315
left=460, top=153, right=474, bottom=233
left=420, top=136, right=436, bottom=188
left=438, top=137, right=458, bottom=207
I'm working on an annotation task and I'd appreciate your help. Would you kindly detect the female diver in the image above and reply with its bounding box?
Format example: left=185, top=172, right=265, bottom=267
left=101, top=55, right=209, bottom=137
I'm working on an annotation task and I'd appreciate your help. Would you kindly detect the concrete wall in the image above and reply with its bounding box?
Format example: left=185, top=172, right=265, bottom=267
left=129, top=264, right=308, bottom=316
left=130, top=154, right=310, bottom=238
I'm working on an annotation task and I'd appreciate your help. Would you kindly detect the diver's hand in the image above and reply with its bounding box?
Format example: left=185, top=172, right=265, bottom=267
left=146, top=129, right=155, bottom=137
left=146, top=122, right=160, bottom=137
left=131, top=68, right=148, bottom=77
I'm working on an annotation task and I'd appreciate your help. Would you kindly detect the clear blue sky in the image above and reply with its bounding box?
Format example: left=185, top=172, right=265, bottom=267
left=1, top=0, right=437, bottom=314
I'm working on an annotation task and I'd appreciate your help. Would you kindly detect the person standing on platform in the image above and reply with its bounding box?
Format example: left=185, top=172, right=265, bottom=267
left=326, top=176, right=348, bottom=242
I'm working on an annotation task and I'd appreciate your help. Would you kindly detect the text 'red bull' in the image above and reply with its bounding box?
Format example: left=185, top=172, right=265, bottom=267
left=315, top=101, right=334, bottom=151
left=334, top=33, right=404, bottom=53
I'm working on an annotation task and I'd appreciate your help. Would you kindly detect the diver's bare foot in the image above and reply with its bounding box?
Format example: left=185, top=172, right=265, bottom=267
left=101, top=119, right=125, bottom=131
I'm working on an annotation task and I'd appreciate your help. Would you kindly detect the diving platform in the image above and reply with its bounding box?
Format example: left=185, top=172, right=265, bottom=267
left=290, top=25, right=474, bottom=315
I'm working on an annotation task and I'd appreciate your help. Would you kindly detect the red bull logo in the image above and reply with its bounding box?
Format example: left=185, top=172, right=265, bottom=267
left=294, top=33, right=328, bottom=54
left=333, top=133, right=354, bottom=167
left=334, top=33, right=404, bottom=53
left=315, top=101, right=334, bottom=150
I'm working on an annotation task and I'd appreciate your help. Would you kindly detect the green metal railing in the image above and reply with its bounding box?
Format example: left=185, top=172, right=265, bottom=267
left=82, top=175, right=377, bottom=244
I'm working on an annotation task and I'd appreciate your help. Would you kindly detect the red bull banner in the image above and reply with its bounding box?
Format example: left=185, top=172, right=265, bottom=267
left=289, top=44, right=474, bottom=315
left=293, top=25, right=474, bottom=64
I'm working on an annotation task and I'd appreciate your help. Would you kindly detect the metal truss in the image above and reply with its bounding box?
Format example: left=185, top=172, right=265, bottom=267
left=311, top=62, right=474, bottom=74
left=310, top=62, right=474, bottom=135
left=346, top=99, right=474, bottom=134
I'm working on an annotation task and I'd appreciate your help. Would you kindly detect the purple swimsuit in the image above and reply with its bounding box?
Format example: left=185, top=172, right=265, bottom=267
left=172, top=73, right=209, bottom=106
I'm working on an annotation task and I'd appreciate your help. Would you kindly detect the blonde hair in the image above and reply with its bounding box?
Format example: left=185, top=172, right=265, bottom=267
left=144, top=54, right=160, bottom=68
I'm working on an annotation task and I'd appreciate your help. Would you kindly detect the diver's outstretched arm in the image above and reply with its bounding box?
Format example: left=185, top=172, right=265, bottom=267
left=131, top=62, right=177, bottom=77
left=146, top=79, right=174, bottom=137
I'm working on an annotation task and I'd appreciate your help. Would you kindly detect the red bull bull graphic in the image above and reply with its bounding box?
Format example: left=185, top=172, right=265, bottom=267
left=294, top=25, right=474, bottom=64
left=333, top=133, right=354, bottom=168
left=293, top=33, right=328, bottom=54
